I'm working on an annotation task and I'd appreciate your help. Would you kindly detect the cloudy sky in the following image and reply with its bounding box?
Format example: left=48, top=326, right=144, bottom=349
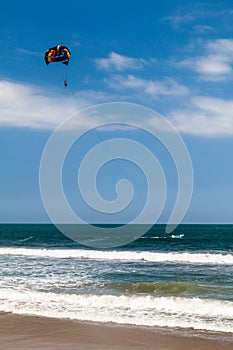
left=1, top=0, right=233, bottom=224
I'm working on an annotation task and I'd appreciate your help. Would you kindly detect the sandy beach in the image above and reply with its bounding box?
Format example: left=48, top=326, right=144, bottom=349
left=0, top=312, right=232, bottom=350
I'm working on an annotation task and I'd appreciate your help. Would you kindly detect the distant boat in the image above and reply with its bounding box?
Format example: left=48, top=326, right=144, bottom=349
left=171, top=234, right=184, bottom=239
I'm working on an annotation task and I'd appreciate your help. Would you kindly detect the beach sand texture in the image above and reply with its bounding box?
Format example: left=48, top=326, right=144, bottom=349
left=0, top=313, right=232, bottom=350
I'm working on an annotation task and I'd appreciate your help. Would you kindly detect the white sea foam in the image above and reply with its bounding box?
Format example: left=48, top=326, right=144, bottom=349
left=0, top=247, right=233, bottom=265
left=0, top=289, right=232, bottom=333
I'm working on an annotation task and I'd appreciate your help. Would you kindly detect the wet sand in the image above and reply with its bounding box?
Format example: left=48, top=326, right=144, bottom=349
left=0, top=312, right=232, bottom=350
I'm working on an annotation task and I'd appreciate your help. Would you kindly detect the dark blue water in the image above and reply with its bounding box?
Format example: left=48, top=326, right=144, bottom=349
left=0, top=224, right=232, bottom=251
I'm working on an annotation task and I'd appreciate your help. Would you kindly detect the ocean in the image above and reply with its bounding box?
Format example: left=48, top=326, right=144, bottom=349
left=0, top=224, right=232, bottom=334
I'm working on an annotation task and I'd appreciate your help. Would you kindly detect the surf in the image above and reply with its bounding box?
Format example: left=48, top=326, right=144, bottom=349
left=0, top=247, right=233, bottom=265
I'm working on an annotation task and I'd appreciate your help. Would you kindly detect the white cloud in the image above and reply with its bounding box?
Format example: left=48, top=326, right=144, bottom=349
left=105, top=75, right=189, bottom=97
left=1, top=80, right=233, bottom=137
left=70, top=39, right=81, bottom=47
left=16, top=48, right=40, bottom=56
left=195, top=55, right=231, bottom=75
left=169, top=96, right=233, bottom=136
left=0, top=80, right=88, bottom=129
left=0, top=80, right=129, bottom=130
left=96, top=52, right=146, bottom=71
left=162, top=13, right=195, bottom=28
left=193, top=25, right=214, bottom=33
left=180, top=39, right=233, bottom=80
left=162, top=8, right=233, bottom=31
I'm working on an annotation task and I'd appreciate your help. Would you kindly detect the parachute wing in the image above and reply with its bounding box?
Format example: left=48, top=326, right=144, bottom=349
left=44, top=45, right=71, bottom=65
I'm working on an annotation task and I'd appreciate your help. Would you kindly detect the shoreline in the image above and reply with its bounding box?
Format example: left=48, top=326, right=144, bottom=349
left=0, top=312, right=232, bottom=350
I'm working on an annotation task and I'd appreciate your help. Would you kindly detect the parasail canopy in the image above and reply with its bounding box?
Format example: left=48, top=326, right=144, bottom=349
left=44, top=45, right=71, bottom=65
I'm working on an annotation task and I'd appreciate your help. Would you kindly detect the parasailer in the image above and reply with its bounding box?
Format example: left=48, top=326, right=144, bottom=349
left=44, top=45, right=71, bottom=65
left=44, top=45, right=71, bottom=86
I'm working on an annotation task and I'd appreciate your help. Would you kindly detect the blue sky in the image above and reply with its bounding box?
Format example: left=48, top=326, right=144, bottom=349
left=1, top=0, right=233, bottom=224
